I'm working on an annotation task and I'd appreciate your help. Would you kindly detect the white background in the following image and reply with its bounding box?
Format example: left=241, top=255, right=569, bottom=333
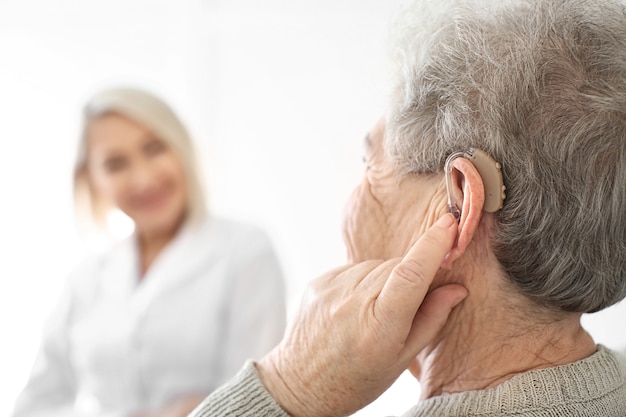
left=0, top=1, right=624, bottom=416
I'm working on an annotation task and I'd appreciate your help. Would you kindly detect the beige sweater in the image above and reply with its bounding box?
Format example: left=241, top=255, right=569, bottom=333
left=191, top=345, right=626, bottom=416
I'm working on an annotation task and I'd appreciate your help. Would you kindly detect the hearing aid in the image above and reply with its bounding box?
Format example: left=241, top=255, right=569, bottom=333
left=444, top=148, right=506, bottom=221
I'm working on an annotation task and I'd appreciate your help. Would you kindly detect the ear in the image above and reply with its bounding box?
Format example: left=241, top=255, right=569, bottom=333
left=444, top=157, right=485, bottom=266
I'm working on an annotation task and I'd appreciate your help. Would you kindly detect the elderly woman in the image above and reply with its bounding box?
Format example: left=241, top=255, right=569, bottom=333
left=190, top=0, right=626, bottom=416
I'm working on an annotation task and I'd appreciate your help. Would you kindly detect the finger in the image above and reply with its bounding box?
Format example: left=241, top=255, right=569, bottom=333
left=376, top=213, right=458, bottom=326
left=402, top=283, right=467, bottom=360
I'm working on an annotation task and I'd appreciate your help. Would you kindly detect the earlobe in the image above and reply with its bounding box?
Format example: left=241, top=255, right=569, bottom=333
left=444, top=158, right=485, bottom=266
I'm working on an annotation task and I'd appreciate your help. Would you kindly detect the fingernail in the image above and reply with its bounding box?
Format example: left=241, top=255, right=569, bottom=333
left=435, top=213, right=456, bottom=228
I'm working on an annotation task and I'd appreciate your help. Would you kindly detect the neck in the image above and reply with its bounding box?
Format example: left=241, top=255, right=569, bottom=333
left=414, top=265, right=597, bottom=398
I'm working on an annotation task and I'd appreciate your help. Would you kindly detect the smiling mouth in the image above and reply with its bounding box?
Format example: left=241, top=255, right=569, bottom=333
left=131, top=190, right=172, bottom=212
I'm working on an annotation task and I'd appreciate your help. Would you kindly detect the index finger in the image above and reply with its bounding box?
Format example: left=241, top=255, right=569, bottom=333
left=376, top=213, right=458, bottom=324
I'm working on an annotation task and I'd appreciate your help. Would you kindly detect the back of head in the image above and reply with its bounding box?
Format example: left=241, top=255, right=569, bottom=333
left=74, top=87, right=207, bottom=228
left=387, top=0, right=626, bottom=313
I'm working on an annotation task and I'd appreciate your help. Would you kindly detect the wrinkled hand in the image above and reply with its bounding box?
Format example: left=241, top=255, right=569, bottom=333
left=257, top=214, right=467, bottom=417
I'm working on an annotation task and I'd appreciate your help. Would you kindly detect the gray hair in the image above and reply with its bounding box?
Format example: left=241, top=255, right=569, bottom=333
left=387, top=0, right=626, bottom=313
left=74, top=87, right=207, bottom=228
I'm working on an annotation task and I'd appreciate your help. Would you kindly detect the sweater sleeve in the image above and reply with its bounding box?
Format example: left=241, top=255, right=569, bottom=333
left=190, top=361, right=290, bottom=417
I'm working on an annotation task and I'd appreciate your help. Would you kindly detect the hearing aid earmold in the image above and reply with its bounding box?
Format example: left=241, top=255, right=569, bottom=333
left=444, top=148, right=506, bottom=221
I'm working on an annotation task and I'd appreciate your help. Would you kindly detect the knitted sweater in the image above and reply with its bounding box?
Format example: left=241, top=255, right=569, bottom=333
left=190, top=345, right=626, bottom=417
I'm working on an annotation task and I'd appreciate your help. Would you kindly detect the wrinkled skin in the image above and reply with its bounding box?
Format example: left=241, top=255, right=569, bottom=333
left=256, top=117, right=467, bottom=417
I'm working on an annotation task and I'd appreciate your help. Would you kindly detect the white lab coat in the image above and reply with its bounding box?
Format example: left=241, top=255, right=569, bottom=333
left=12, top=216, right=286, bottom=417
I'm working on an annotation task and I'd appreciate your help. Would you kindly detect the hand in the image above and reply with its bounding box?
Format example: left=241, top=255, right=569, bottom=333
left=128, top=394, right=206, bottom=417
left=257, top=213, right=467, bottom=417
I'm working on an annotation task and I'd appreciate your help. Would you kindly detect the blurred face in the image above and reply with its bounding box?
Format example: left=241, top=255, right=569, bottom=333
left=342, top=117, right=447, bottom=263
left=86, top=113, right=188, bottom=238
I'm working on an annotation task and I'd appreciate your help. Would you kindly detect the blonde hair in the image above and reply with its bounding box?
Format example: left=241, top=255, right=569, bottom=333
left=74, top=87, right=207, bottom=230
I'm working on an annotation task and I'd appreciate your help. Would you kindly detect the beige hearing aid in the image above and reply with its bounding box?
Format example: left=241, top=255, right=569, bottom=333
left=444, top=148, right=506, bottom=220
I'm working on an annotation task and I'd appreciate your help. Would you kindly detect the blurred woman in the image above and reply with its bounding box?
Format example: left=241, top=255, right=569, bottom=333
left=12, top=87, right=286, bottom=417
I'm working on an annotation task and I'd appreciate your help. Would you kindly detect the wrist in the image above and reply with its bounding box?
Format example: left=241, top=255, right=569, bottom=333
left=256, top=351, right=325, bottom=417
